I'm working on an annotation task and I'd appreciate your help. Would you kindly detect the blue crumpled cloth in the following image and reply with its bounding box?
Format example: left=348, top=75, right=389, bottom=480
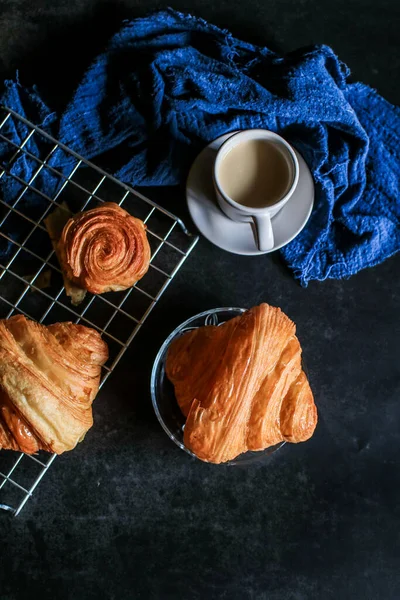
left=0, top=8, right=399, bottom=285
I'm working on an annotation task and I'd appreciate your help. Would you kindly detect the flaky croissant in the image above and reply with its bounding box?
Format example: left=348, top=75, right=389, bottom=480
left=166, top=304, right=317, bottom=463
left=58, top=202, right=151, bottom=295
left=0, top=315, right=108, bottom=454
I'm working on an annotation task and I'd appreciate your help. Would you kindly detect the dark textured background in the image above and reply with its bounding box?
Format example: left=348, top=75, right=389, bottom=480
left=1, top=1, right=400, bottom=599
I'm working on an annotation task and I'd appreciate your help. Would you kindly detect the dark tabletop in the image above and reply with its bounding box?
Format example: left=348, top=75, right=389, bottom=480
left=1, top=1, right=400, bottom=599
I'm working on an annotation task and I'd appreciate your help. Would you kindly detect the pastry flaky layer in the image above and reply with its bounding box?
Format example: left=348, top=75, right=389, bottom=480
left=58, top=202, right=151, bottom=295
left=166, top=304, right=317, bottom=464
left=0, top=315, right=108, bottom=454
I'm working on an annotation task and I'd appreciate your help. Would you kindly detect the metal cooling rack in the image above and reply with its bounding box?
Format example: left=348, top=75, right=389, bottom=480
left=0, top=106, right=198, bottom=516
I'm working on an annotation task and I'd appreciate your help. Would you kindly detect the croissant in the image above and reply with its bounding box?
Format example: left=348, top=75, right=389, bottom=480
left=0, top=315, right=108, bottom=454
left=166, top=304, right=317, bottom=463
left=57, top=202, right=151, bottom=295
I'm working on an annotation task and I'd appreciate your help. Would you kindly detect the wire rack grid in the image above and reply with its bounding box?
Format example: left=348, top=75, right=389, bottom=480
left=0, top=106, right=198, bottom=516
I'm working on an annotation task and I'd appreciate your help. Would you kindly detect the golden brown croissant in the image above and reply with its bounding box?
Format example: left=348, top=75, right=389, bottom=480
left=0, top=315, right=108, bottom=454
left=166, top=304, right=317, bottom=463
left=57, top=202, right=151, bottom=295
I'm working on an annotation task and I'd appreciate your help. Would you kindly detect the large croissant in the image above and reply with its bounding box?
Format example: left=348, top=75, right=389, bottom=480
left=57, top=202, right=151, bottom=295
left=166, top=304, right=317, bottom=463
left=0, top=315, right=108, bottom=454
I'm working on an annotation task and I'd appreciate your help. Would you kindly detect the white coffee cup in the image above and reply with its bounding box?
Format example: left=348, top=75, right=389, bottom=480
left=213, top=129, right=300, bottom=251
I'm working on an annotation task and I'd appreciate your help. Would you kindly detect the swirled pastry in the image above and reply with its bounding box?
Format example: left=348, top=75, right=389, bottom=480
left=166, top=304, right=317, bottom=463
left=0, top=315, right=108, bottom=454
left=58, top=202, right=150, bottom=295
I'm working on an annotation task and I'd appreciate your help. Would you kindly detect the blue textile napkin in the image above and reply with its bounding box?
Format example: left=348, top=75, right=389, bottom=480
left=0, top=8, right=399, bottom=285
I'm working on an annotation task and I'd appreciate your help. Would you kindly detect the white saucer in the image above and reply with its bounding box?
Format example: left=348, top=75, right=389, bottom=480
left=186, top=132, right=315, bottom=255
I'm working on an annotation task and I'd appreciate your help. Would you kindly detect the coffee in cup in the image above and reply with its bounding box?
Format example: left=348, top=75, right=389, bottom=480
left=217, top=138, right=292, bottom=209
left=213, top=130, right=299, bottom=251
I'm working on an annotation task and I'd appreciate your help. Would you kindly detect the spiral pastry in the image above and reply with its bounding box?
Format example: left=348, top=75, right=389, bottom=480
left=58, top=202, right=151, bottom=295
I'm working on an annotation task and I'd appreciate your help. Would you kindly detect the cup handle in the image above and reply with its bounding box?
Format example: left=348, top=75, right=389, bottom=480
left=252, top=214, right=274, bottom=251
